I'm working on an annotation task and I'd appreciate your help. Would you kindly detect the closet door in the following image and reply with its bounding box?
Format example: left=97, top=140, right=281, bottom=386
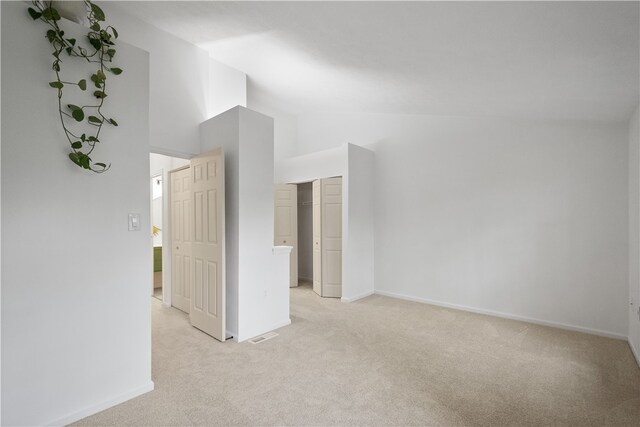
left=274, top=184, right=298, bottom=287
left=321, top=177, right=342, bottom=298
left=170, top=167, right=192, bottom=314
left=312, top=180, right=322, bottom=295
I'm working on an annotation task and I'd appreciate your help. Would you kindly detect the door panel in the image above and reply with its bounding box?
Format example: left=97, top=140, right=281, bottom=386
left=189, top=149, right=226, bottom=341
left=274, top=184, right=298, bottom=287
left=170, top=167, right=191, bottom=313
left=312, top=180, right=322, bottom=295
left=321, top=177, right=342, bottom=298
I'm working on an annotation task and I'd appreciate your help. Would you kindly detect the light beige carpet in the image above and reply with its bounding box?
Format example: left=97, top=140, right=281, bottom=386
left=75, top=283, right=640, bottom=426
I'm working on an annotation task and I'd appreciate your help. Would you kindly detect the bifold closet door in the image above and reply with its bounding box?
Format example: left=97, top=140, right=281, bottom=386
left=189, top=149, right=226, bottom=342
left=312, top=180, right=322, bottom=295
left=274, top=184, right=298, bottom=287
left=321, top=177, right=342, bottom=298
left=170, top=167, right=192, bottom=314
left=312, top=177, right=342, bottom=298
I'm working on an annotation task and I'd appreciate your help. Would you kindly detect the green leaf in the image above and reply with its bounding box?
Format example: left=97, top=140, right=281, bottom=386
left=88, top=38, right=102, bottom=50
left=90, top=22, right=100, bottom=32
left=65, top=47, right=73, bottom=55
left=81, top=134, right=86, bottom=142
left=90, top=3, right=106, bottom=21
left=90, top=74, right=103, bottom=88
left=108, top=118, right=118, bottom=126
left=96, top=70, right=106, bottom=81
left=80, top=155, right=91, bottom=169
left=87, top=136, right=99, bottom=142
left=69, top=152, right=82, bottom=167
left=41, top=7, right=61, bottom=21
left=78, top=79, right=87, bottom=91
left=93, top=91, right=107, bottom=99
left=28, top=7, right=42, bottom=20
left=111, top=27, right=118, bottom=39
left=67, top=38, right=76, bottom=46
left=88, top=116, right=103, bottom=124
left=110, top=67, right=123, bottom=75
left=71, top=141, right=82, bottom=149
left=49, top=81, right=63, bottom=89
left=72, top=109, right=84, bottom=121
left=46, top=29, right=57, bottom=42
left=106, top=49, right=116, bottom=58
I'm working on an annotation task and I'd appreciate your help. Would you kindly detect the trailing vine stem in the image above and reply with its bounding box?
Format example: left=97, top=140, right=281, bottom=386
left=28, top=0, right=123, bottom=173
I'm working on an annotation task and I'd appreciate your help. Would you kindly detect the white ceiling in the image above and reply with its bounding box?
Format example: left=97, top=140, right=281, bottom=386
left=115, top=1, right=639, bottom=122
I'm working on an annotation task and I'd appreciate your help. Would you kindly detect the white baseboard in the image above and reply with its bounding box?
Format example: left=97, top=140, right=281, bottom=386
left=341, top=290, right=375, bottom=303
left=239, top=318, right=292, bottom=343
left=629, top=339, right=640, bottom=368
left=374, top=290, right=627, bottom=340
left=47, top=381, right=155, bottom=426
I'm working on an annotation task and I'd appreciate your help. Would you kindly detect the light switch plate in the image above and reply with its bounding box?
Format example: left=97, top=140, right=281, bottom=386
left=128, top=213, right=141, bottom=231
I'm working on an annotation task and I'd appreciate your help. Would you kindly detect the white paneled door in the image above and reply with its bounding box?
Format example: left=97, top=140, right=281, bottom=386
left=321, top=177, right=342, bottom=298
left=312, top=180, right=322, bottom=295
left=312, top=177, right=342, bottom=298
left=274, top=184, right=298, bottom=287
left=189, top=149, right=226, bottom=342
left=170, top=167, right=191, bottom=314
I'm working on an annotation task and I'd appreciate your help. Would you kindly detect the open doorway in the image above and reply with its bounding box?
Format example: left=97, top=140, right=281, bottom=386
left=151, top=174, right=163, bottom=301
left=274, top=177, right=343, bottom=303
left=149, top=150, right=229, bottom=342
left=149, top=153, right=190, bottom=304
left=297, top=182, right=313, bottom=291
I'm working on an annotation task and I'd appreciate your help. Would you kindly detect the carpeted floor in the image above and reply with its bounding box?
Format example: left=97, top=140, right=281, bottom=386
left=75, top=283, right=640, bottom=426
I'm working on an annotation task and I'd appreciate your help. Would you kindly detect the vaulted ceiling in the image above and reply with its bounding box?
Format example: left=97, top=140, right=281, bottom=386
left=115, top=1, right=639, bottom=122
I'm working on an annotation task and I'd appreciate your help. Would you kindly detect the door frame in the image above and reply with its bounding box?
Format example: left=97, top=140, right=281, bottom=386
left=149, top=148, right=193, bottom=308
left=279, top=175, right=344, bottom=300
left=150, top=172, right=163, bottom=298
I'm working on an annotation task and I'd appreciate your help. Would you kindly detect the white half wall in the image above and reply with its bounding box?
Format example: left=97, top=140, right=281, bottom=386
left=201, top=107, right=290, bottom=342
left=295, top=113, right=629, bottom=337
left=629, top=104, right=640, bottom=362
left=1, top=2, right=152, bottom=424
left=275, top=144, right=376, bottom=303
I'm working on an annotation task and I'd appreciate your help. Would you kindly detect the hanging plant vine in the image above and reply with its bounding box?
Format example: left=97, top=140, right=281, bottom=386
left=28, top=1, right=123, bottom=173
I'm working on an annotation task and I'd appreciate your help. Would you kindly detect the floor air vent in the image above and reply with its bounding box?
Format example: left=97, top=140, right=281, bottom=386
left=249, top=332, right=278, bottom=344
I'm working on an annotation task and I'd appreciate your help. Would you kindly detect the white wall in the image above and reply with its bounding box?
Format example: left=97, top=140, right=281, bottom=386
left=294, top=112, right=629, bottom=338
left=275, top=146, right=344, bottom=184
left=276, top=144, right=376, bottom=303
left=343, top=144, right=375, bottom=302
left=209, top=58, right=246, bottom=119
left=1, top=3, right=152, bottom=425
left=102, top=2, right=247, bottom=157
left=201, top=107, right=290, bottom=342
left=629, top=104, right=640, bottom=362
left=247, top=97, right=298, bottom=162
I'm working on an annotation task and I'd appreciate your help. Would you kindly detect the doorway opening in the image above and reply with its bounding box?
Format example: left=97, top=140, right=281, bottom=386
left=149, top=152, right=190, bottom=305
left=274, top=177, right=343, bottom=304
left=151, top=173, right=163, bottom=301
left=149, top=150, right=229, bottom=342
left=297, top=182, right=313, bottom=291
